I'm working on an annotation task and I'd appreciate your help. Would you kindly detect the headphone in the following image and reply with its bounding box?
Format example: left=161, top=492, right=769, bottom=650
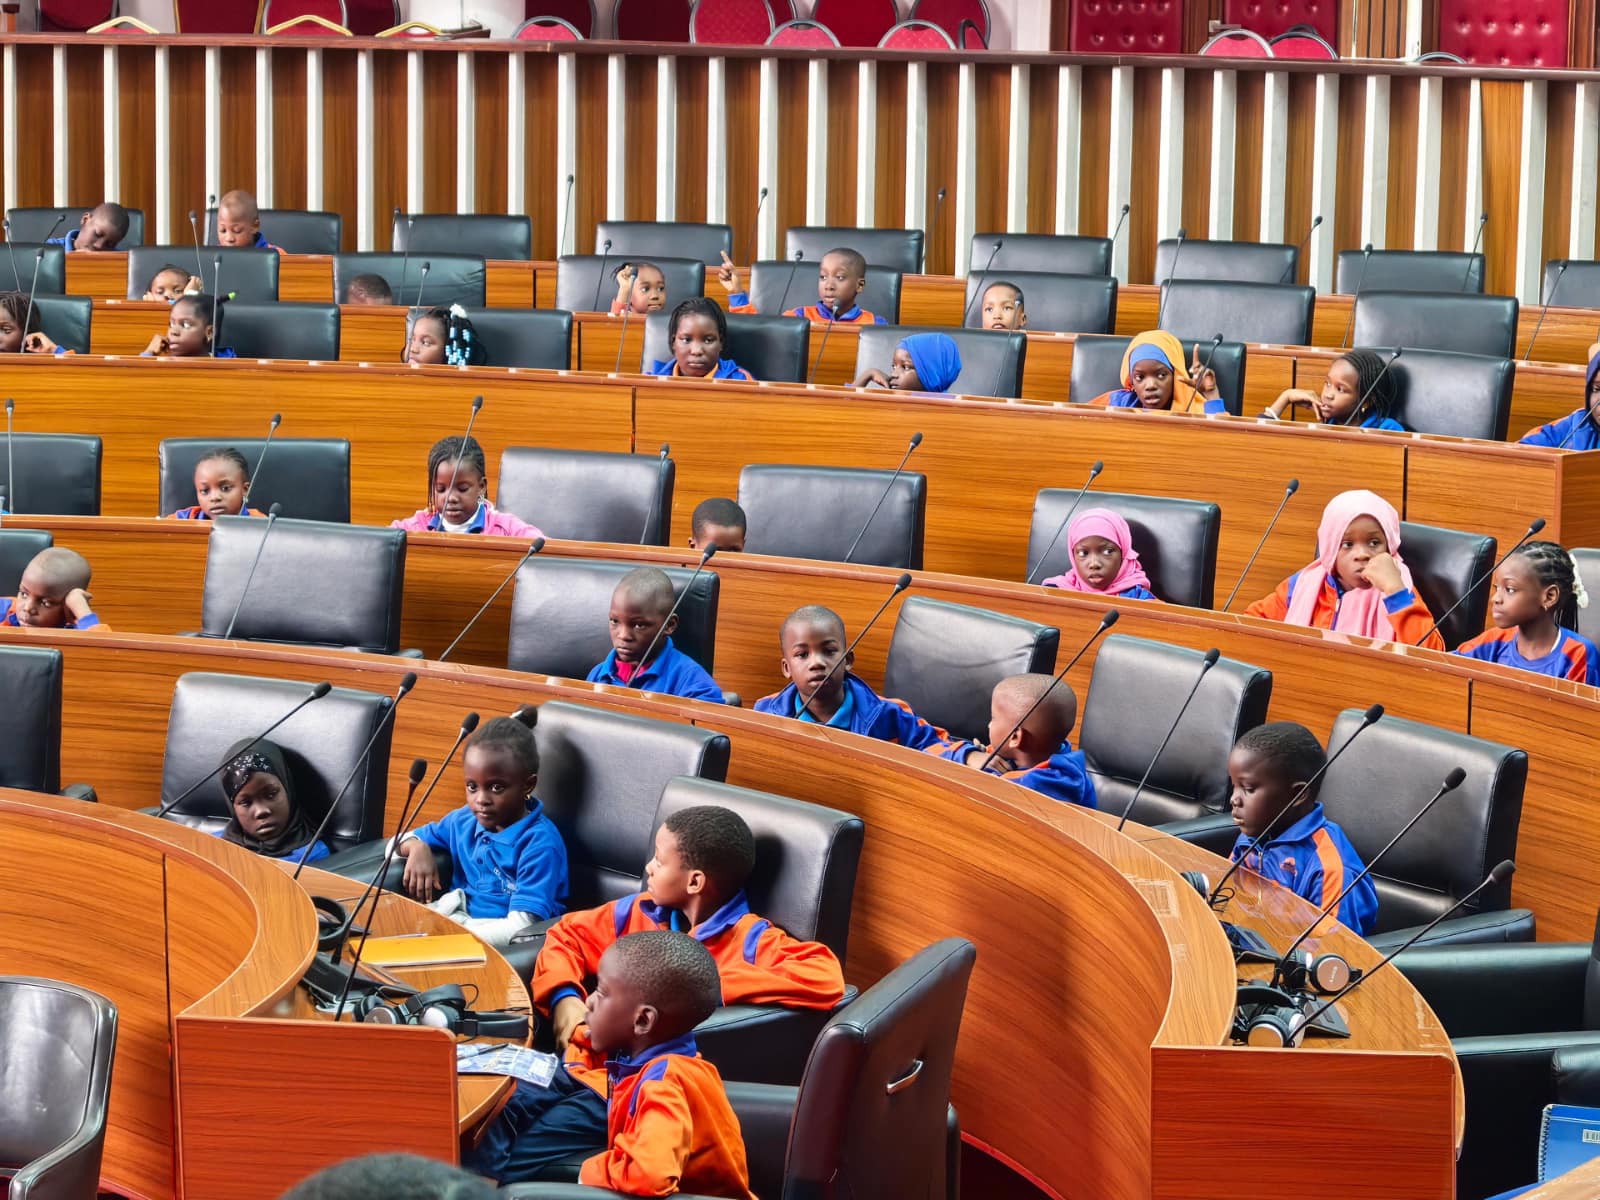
left=1278, top=948, right=1360, bottom=995
left=1233, top=982, right=1307, bottom=1048
left=353, top=984, right=530, bottom=1040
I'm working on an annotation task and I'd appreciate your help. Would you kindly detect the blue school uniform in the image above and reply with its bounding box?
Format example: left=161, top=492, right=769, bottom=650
left=725, top=289, right=886, bottom=325
left=929, top=737, right=1097, bottom=809
left=585, top=637, right=725, bottom=704
left=1047, top=580, right=1158, bottom=602
left=207, top=827, right=331, bottom=865
left=1521, top=409, right=1600, bottom=451
left=46, top=229, right=81, bottom=251
left=1230, top=802, right=1377, bottom=935
left=408, top=801, right=568, bottom=921
left=1359, top=413, right=1407, bottom=432
left=171, top=505, right=265, bottom=520
left=0, top=598, right=99, bottom=629
left=1456, top=626, right=1600, bottom=686
left=753, top=673, right=945, bottom=750
left=646, top=358, right=754, bottom=381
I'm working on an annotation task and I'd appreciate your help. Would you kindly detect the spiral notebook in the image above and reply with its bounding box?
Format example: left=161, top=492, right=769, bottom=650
left=1537, top=1104, right=1600, bottom=1181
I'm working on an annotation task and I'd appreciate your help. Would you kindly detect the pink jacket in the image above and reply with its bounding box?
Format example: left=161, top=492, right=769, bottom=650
left=390, top=501, right=543, bottom=539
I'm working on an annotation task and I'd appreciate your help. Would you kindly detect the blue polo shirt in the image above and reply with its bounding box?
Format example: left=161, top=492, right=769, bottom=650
left=586, top=637, right=725, bottom=704
left=929, top=737, right=1098, bottom=809
left=1230, top=802, right=1377, bottom=935
left=753, top=673, right=945, bottom=749
left=410, top=800, right=568, bottom=920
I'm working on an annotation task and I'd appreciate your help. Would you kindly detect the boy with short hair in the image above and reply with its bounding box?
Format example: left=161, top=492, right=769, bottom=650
left=689, top=497, right=747, bottom=554
left=719, top=247, right=887, bottom=324
left=753, top=605, right=945, bottom=748
left=214, top=189, right=280, bottom=252
left=1, top=547, right=109, bottom=630
left=979, top=280, right=1027, bottom=330
left=345, top=273, right=394, bottom=306
left=48, top=202, right=129, bottom=253
left=142, top=264, right=202, bottom=305
left=1227, top=721, right=1377, bottom=934
left=586, top=567, right=726, bottom=704
left=930, top=673, right=1095, bottom=808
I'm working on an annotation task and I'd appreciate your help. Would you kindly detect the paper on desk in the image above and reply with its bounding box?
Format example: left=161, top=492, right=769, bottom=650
left=457, top=1043, right=560, bottom=1088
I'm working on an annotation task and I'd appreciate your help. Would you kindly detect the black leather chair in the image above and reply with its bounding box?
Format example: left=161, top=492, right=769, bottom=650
left=158, top=437, right=351, bottom=523
left=1388, top=347, right=1515, bottom=441
left=197, top=517, right=408, bottom=654
left=126, top=247, right=280, bottom=302
left=0, top=434, right=101, bottom=516
left=0, top=976, right=117, bottom=1200
left=153, top=672, right=392, bottom=849
left=971, top=231, right=1112, bottom=276
left=1336, top=248, right=1485, bottom=294
left=507, top=557, right=719, bottom=679
left=0, top=529, right=51, bottom=594
left=8, top=204, right=145, bottom=247
left=786, top=225, right=924, bottom=274
left=1154, top=237, right=1298, bottom=285
left=497, top=447, right=674, bottom=545
left=963, top=269, right=1116, bottom=334
left=1541, top=259, right=1600, bottom=311
left=1069, top=333, right=1248, bottom=416
left=639, top=311, right=809, bottom=382
left=595, top=221, right=732, bottom=267
left=0, top=243, right=66, bottom=293
left=461, top=308, right=573, bottom=370
left=1351, top=291, right=1519, bottom=359
left=748, top=258, right=903, bottom=324
left=1572, top=548, right=1600, bottom=645
left=738, top=463, right=927, bottom=569
left=1158, top=279, right=1315, bottom=346
left=1398, top=520, right=1495, bottom=651
left=503, top=937, right=974, bottom=1200
left=0, top=646, right=63, bottom=793
left=880, top=597, right=1059, bottom=744
left=333, top=252, right=486, bottom=308
left=1026, top=489, right=1222, bottom=609
left=206, top=207, right=342, bottom=255
left=394, top=212, right=532, bottom=261
left=553, top=255, right=705, bottom=314
left=31, top=295, right=92, bottom=354
left=219, top=301, right=340, bottom=360
left=854, top=324, right=1027, bottom=398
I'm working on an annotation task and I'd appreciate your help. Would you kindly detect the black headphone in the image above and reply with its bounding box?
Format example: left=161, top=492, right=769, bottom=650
left=1233, top=982, right=1307, bottom=1048
left=353, top=984, right=530, bottom=1040
left=1278, top=948, right=1360, bottom=995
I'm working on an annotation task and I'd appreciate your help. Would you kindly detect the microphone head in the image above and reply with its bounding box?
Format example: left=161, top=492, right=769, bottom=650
left=1491, top=859, right=1515, bottom=884
left=602, top=239, right=613, bottom=253
left=4, top=397, right=12, bottom=413
left=409, top=758, right=428, bottom=785
left=1100, top=609, right=1121, bottom=628
left=459, top=711, right=481, bottom=734
left=793, top=249, right=804, bottom=261
left=33, top=249, right=42, bottom=262
left=659, top=442, right=670, bottom=456
left=1286, top=478, right=1300, bottom=495
left=1120, top=203, right=1130, bottom=215
left=1310, top=214, right=1323, bottom=228
left=1201, top=648, right=1221, bottom=667
left=212, top=254, right=221, bottom=266
left=1528, top=517, right=1547, bottom=535
left=700, top=541, right=719, bottom=562
left=1362, top=702, right=1385, bottom=724
left=310, top=682, right=333, bottom=699
left=269, top=412, right=282, bottom=428
left=1089, top=460, right=1104, bottom=477
left=1176, top=226, right=1187, bottom=239
left=420, top=261, right=431, bottom=273
left=909, top=431, right=924, bottom=448
left=398, top=671, right=419, bottom=693
left=511, top=704, right=538, bottom=728
left=1479, top=211, right=1489, bottom=223
left=470, top=394, right=484, bottom=412
left=1389, top=347, right=1403, bottom=361
left=759, top=186, right=769, bottom=199
left=267, top=501, right=283, bottom=517
left=894, top=572, right=913, bottom=592
left=566, top=173, right=575, bottom=184
left=392, top=206, right=401, bottom=219
left=1210, top=333, right=1223, bottom=345
left=1363, top=242, right=1373, bottom=253
left=527, top=536, right=546, bottom=555
left=1443, top=766, right=1467, bottom=789
left=188, top=209, right=198, bottom=221
left=937, top=187, right=947, bottom=201
left=3, top=219, right=9, bottom=234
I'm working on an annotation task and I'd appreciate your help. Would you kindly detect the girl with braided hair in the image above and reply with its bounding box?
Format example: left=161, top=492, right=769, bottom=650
left=1456, top=541, right=1599, bottom=683
left=405, top=303, right=486, bottom=367
left=1263, top=347, right=1405, bottom=430
left=390, top=434, right=542, bottom=537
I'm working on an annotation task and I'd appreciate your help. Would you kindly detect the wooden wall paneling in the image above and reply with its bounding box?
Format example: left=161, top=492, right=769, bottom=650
left=1435, top=75, right=1470, bottom=252
left=1026, top=63, right=1058, bottom=232
left=674, top=56, right=709, bottom=224
left=63, top=45, right=105, bottom=204
left=1229, top=69, right=1264, bottom=244
left=1478, top=80, right=1526, bottom=297
left=1385, top=75, right=1419, bottom=248
left=1542, top=80, right=1576, bottom=282
left=216, top=47, right=258, bottom=208
left=1331, top=64, right=1365, bottom=270
left=1179, top=70, right=1214, bottom=243
left=823, top=60, right=859, bottom=232
left=267, top=47, right=308, bottom=215
left=1280, top=73, right=1317, bottom=282
left=1573, top=0, right=1599, bottom=69
left=1078, top=66, right=1111, bottom=253
left=11, top=44, right=53, bottom=208
left=319, top=50, right=359, bottom=249
left=723, top=57, right=761, bottom=261
left=1126, top=66, right=1161, bottom=283
left=873, top=63, right=908, bottom=231
left=472, top=52, right=510, bottom=225
left=417, top=52, right=457, bottom=215
left=773, top=59, right=809, bottom=247
left=973, top=63, right=1010, bottom=248
left=523, top=56, right=559, bottom=259
left=570, top=54, right=607, bottom=245
left=369, top=49, right=408, bottom=250
left=164, top=47, right=207, bottom=245
left=923, top=62, right=959, bottom=275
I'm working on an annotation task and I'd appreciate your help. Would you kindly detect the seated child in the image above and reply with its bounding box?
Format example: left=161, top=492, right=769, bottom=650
left=345, top=273, right=394, bottom=306
left=214, top=189, right=280, bottom=252
left=689, top=496, right=747, bottom=554
left=586, top=567, right=726, bottom=703
left=647, top=297, right=754, bottom=381
left=753, top=605, right=945, bottom=748
left=1456, top=541, right=1599, bottom=684
left=1263, top=348, right=1406, bottom=431
left=1, top=546, right=109, bottom=630
left=0, top=290, right=69, bottom=355
left=930, top=673, right=1096, bottom=808
left=1521, top=350, right=1600, bottom=450
left=405, top=304, right=485, bottom=366
left=721, top=247, right=887, bottom=324
left=391, top=434, right=543, bottom=537
left=214, top=738, right=331, bottom=866
left=142, top=293, right=235, bottom=358
left=853, top=332, right=963, bottom=395
left=47, top=202, right=129, bottom=252
left=1227, top=721, right=1377, bottom=935
left=1246, top=488, right=1446, bottom=650
left=1086, top=330, right=1224, bottom=414
left=142, top=264, right=203, bottom=305
left=609, top=261, right=668, bottom=317
left=167, top=447, right=265, bottom=520
left=978, top=280, right=1027, bottom=330
left=1040, top=507, right=1159, bottom=601
left=393, top=716, right=568, bottom=947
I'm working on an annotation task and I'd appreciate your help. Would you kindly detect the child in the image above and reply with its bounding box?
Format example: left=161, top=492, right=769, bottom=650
left=1086, top=330, right=1225, bottom=414
left=405, top=304, right=485, bottom=367
left=0, top=291, right=68, bottom=355
left=979, top=280, right=1027, bottom=330
left=689, top=497, right=747, bottom=554
left=47, top=202, right=129, bottom=252
left=1039, top=507, right=1159, bottom=601
left=345, top=273, right=394, bottom=306
left=853, top=332, right=963, bottom=395
left=167, top=447, right=266, bottom=520
left=647, top=298, right=754, bottom=381
left=214, top=189, right=280, bottom=252
left=1456, top=541, right=1600, bottom=684
left=929, top=673, right=1096, bottom=808
left=1521, top=350, right=1600, bottom=450
left=142, top=264, right=202, bottom=305
left=1, top=547, right=109, bottom=630
left=609, top=261, right=668, bottom=317
left=393, top=715, right=568, bottom=947
left=1226, top=721, right=1377, bottom=935
left=586, top=567, right=726, bottom=703
left=142, top=293, right=235, bottom=358
left=720, top=247, right=887, bottom=324
left=1263, top=348, right=1406, bottom=431
left=213, top=738, right=331, bottom=866
left=1246, top=489, right=1446, bottom=650
left=390, top=435, right=543, bottom=537
left=753, top=605, right=945, bottom=748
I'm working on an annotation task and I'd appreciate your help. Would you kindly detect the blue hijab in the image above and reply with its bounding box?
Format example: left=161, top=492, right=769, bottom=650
left=902, top=333, right=963, bottom=394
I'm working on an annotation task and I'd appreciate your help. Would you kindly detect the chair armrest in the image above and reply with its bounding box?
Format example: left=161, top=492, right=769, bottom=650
left=1155, top=812, right=1238, bottom=856
left=60, top=783, right=97, bottom=803
left=396, top=647, right=425, bottom=659
left=1394, top=939, right=1591, bottom=1037
left=694, top=991, right=856, bottom=1086
left=317, top=837, right=454, bottom=896
left=8, top=1104, right=108, bottom=1200
left=504, top=917, right=562, bottom=987
left=1370, top=908, right=1535, bottom=954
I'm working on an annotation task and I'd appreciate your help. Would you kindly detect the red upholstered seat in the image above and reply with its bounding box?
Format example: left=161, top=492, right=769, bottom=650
left=691, top=0, right=774, bottom=44
left=176, top=0, right=262, bottom=32
left=263, top=0, right=346, bottom=29
left=514, top=15, right=583, bottom=39
left=767, top=0, right=797, bottom=21
left=1437, top=0, right=1569, bottom=66
left=911, top=0, right=990, bottom=44
left=1199, top=27, right=1275, bottom=55
left=879, top=18, right=957, bottom=48
left=1269, top=28, right=1337, bottom=57
left=523, top=0, right=596, bottom=38
left=616, top=0, right=692, bottom=41
left=1224, top=0, right=1337, bottom=44
left=812, top=0, right=897, bottom=47
left=38, top=0, right=114, bottom=30
left=767, top=18, right=840, bottom=46
left=1068, top=0, right=1182, bottom=53
left=345, top=0, right=398, bottom=34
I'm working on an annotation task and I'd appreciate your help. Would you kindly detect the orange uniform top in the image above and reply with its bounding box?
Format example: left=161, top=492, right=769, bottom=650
left=1245, top=573, right=1446, bottom=651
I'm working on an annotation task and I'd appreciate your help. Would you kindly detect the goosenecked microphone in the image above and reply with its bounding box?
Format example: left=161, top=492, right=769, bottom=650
left=242, top=413, right=282, bottom=510
left=437, top=539, right=546, bottom=663
left=1220, top=479, right=1299, bottom=612
left=977, top=610, right=1120, bottom=774
left=632, top=543, right=719, bottom=680
left=1340, top=347, right=1401, bottom=427
left=1279, top=214, right=1322, bottom=284
left=796, top=573, right=912, bottom=718
left=1024, top=461, right=1104, bottom=585
left=1413, top=518, right=1547, bottom=647
left=1114, top=648, right=1220, bottom=831
left=1155, top=227, right=1186, bottom=329
left=638, top=443, right=670, bottom=545
left=1340, top=243, right=1373, bottom=348
left=221, top=502, right=284, bottom=640
left=842, top=432, right=924, bottom=564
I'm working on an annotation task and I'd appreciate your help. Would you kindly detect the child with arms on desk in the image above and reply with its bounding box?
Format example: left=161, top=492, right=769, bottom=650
left=647, top=298, right=754, bottom=381
left=0, top=291, right=68, bottom=355
left=1, top=547, right=109, bottom=630
left=930, top=673, right=1096, bottom=808
left=47, top=202, right=128, bottom=253
left=143, top=293, right=234, bottom=358
left=1263, top=348, right=1406, bottom=431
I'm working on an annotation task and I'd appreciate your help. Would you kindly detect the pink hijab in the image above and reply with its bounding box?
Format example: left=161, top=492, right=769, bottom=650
left=1284, top=489, right=1416, bottom=638
left=1041, top=507, right=1153, bottom=595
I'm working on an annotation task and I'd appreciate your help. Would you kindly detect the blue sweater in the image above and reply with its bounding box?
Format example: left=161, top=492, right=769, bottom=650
left=586, top=638, right=725, bottom=704
left=930, top=737, right=1097, bottom=808
left=1230, top=802, right=1377, bottom=935
left=754, top=673, right=945, bottom=750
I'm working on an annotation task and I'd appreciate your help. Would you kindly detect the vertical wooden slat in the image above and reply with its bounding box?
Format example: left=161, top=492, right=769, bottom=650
left=656, top=56, right=677, bottom=221
left=756, top=58, right=779, bottom=259
left=1005, top=64, right=1030, bottom=234
left=1515, top=79, right=1548, bottom=304
left=506, top=52, right=525, bottom=220
left=306, top=50, right=324, bottom=213
left=856, top=61, right=877, bottom=228
left=1570, top=81, right=1597, bottom=261
left=1309, top=73, right=1340, bottom=292
left=1155, top=67, right=1184, bottom=241
left=1055, top=64, right=1081, bottom=234
left=1360, top=74, right=1390, bottom=247
left=256, top=48, right=274, bottom=208
left=1208, top=69, right=1235, bottom=239
left=1413, top=74, right=1442, bottom=249
left=705, top=56, right=727, bottom=225
left=154, top=46, right=170, bottom=243
left=455, top=51, right=473, bottom=214
left=1107, top=65, right=1133, bottom=281
left=3, top=45, right=16, bottom=212
left=355, top=49, right=374, bottom=250
left=1259, top=69, right=1287, bottom=242
left=555, top=52, right=577, bottom=255
left=51, top=45, right=66, bottom=205
left=805, top=59, right=827, bottom=227
left=904, top=61, right=929, bottom=243
left=953, top=62, right=977, bottom=275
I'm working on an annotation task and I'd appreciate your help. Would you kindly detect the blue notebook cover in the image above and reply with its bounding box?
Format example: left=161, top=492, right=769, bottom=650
left=1538, top=1103, right=1600, bottom=1182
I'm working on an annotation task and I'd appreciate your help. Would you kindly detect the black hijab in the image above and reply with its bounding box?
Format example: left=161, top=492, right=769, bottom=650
left=218, top=737, right=320, bottom=859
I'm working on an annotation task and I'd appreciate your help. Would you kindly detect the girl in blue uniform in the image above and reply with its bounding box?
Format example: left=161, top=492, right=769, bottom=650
left=1520, top=350, right=1600, bottom=450
left=1456, top=541, right=1599, bottom=684
left=648, top=298, right=754, bottom=381
left=1264, top=348, right=1406, bottom=431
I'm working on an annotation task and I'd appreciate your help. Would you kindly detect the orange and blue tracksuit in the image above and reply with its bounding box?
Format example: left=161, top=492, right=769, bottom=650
left=0, top=598, right=103, bottom=630
left=1245, top=572, right=1446, bottom=651
left=586, top=637, right=726, bottom=704
left=168, top=505, right=266, bottom=520
left=928, top=736, right=1098, bottom=809
left=725, top=288, right=886, bottom=324
left=1521, top=408, right=1600, bottom=451
left=1230, top=802, right=1377, bottom=935
left=753, top=672, right=946, bottom=750
left=1456, top=625, right=1600, bottom=685
left=646, top=358, right=755, bottom=381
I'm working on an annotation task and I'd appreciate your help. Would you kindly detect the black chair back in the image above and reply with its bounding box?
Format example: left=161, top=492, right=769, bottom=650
left=206, top=207, right=342, bottom=255
left=749, top=258, right=903, bottom=323
left=394, top=212, right=532, bottom=261
left=158, top=438, right=352, bottom=522
left=554, top=254, right=705, bottom=314
left=220, top=301, right=340, bottom=360
left=1572, top=548, right=1600, bottom=645
left=1069, top=333, right=1247, bottom=415
left=127, top=247, right=279, bottom=302
left=498, top=447, right=674, bottom=545
left=1159, top=279, right=1315, bottom=346
left=640, top=311, right=809, bottom=382
left=786, top=225, right=924, bottom=274
left=30, top=295, right=91, bottom=354
left=596, top=220, right=733, bottom=267
left=8, top=204, right=145, bottom=247
left=1080, top=635, right=1272, bottom=825
left=1387, top=347, right=1515, bottom=441
left=1352, top=290, right=1519, bottom=359
left=157, top=672, right=393, bottom=849
left=963, top=269, right=1116, bottom=334
left=854, top=324, right=1027, bottom=398
left=1542, top=259, right=1600, bottom=311
left=0, top=529, right=51, bottom=595
left=971, top=231, right=1111, bottom=276
left=1027, top=489, right=1221, bottom=609
left=508, top=556, right=720, bottom=678
left=1336, top=248, right=1485, bottom=294
left=0, top=434, right=101, bottom=516
left=1399, top=520, right=1496, bottom=651
left=460, top=307, right=573, bottom=370
left=738, top=463, right=927, bottom=569
left=1321, top=708, right=1527, bottom=932
left=1154, top=237, right=1299, bottom=284
left=0, top=244, right=66, bottom=294
left=333, top=252, right=486, bottom=308
left=0, top=646, right=62, bottom=793
left=881, top=597, right=1059, bottom=743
